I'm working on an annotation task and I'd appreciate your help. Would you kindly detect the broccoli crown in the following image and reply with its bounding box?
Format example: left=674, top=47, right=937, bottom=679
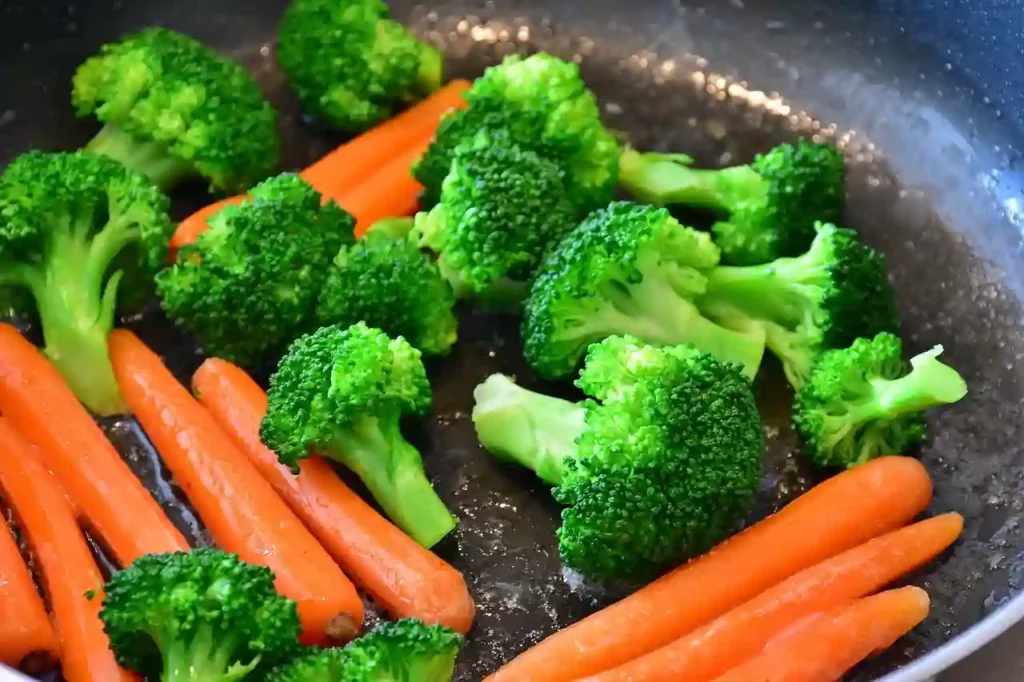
left=794, top=332, right=968, bottom=469
left=414, top=53, right=619, bottom=211
left=413, top=133, right=579, bottom=295
left=522, top=201, right=765, bottom=380
left=316, top=229, right=458, bottom=356
left=0, top=150, right=172, bottom=415
left=100, top=548, right=301, bottom=681
left=277, top=0, right=443, bottom=132
left=473, top=335, right=763, bottom=581
left=699, top=222, right=900, bottom=388
left=73, top=27, right=279, bottom=192
left=157, top=173, right=353, bottom=367
left=267, top=619, right=462, bottom=682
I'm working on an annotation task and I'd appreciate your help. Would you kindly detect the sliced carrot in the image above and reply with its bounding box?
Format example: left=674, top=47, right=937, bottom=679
left=0, top=418, right=137, bottom=682
left=486, top=456, right=933, bottom=682
left=170, top=80, right=470, bottom=249
left=709, top=586, right=931, bottom=682
left=192, top=358, right=476, bottom=633
left=583, top=513, right=963, bottom=682
left=0, top=323, right=188, bottom=565
left=0, top=517, right=59, bottom=670
left=108, top=330, right=364, bottom=645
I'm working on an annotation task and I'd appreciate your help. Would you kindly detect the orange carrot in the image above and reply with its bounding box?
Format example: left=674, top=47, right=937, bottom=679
left=344, top=137, right=432, bottom=237
left=108, top=330, right=364, bottom=644
left=170, top=80, right=470, bottom=249
left=0, top=418, right=137, bottom=682
left=0, top=518, right=59, bottom=669
left=486, top=456, right=933, bottom=682
left=708, top=586, right=931, bottom=682
left=582, top=513, right=963, bottom=682
left=192, top=358, right=476, bottom=633
left=0, top=323, right=188, bottom=565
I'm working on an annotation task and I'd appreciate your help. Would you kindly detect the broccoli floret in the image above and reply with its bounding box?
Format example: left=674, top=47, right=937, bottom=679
left=99, top=548, right=301, bottom=682
left=473, top=336, right=764, bottom=580
left=618, top=140, right=846, bottom=265
left=412, top=132, right=579, bottom=302
left=0, top=150, right=173, bottom=415
left=522, top=201, right=766, bottom=381
left=157, top=173, right=353, bottom=367
left=260, top=323, right=456, bottom=547
left=267, top=619, right=462, bottom=682
left=793, top=332, right=967, bottom=469
left=316, top=228, right=458, bottom=356
left=73, top=27, right=279, bottom=192
left=414, top=53, right=620, bottom=211
left=277, top=0, right=443, bottom=132
left=696, top=222, right=900, bottom=389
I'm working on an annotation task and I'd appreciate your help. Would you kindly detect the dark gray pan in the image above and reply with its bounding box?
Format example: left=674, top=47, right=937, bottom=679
left=3, top=0, right=1024, bottom=679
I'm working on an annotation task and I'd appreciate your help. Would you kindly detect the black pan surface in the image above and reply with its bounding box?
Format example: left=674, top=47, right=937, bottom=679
left=3, top=1, right=1024, bottom=680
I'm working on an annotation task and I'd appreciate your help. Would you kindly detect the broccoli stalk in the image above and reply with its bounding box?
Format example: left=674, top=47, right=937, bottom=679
left=87, top=124, right=195, bottom=191
left=618, top=140, right=846, bottom=265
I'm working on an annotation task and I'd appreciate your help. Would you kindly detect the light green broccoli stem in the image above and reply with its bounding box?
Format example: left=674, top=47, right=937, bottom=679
left=617, top=149, right=765, bottom=209
left=365, top=217, right=415, bottom=241
left=329, top=414, right=456, bottom=547
left=160, top=624, right=258, bottom=682
left=412, top=649, right=459, bottom=682
left=856, top=347, right=968, bottom=421
left=701, top=253, right=826, bottom=328
left=415, top=42, right=444, bottom=96
left=472, top=374, right=586, bottom=486
left=87, top=124, right=194, bottom=190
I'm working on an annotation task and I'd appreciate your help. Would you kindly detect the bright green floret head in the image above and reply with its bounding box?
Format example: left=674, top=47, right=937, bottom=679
left=698, top=222, right=899, bottom=388
left=414, top=53, right=620, bottom=211
left=157, top=173, right=353, bottom=367
left=277, top=0, right=443, bottom=132
left=794, top=332, right=968, bottom=469
left=618, top=140, right=846, bottom=265
left=522, top=201, right=766, bottom=381
left=260, top=323, right=455, bottom=547
left=473, top=336, right=764, bottom=581
left=316, top=226, right=458, bottom=356
left=99, top=548, right=301, bottom=682
left=73, top=27, right=279, bottom=192
left=0, top=150, right=173, bottom=416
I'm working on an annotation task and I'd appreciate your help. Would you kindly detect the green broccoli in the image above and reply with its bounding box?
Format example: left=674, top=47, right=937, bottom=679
left=413, top=53, right=620, bottom=211
left=99, top=548, right=301, bottom=682
left=267, top=619, right=462, bottom=682
left=0, top=150, right=173, bottom=415
left=473, top=335, right=764, bottom=581
left=618, top=140, right=846, bottom=265
left=260, top=323, right=455, bottom=547
left=277, top=0, right=443, bottom=133
left=412, top=132, right=579, bottom=302
left=522, top=201, right=766, bottom=381
left=793, top=332, right=967, bottom=469
left=696, top=222, right=900, bottom=389
left=157, top=173, right=353, bottom=367
left=73, top=27, right=279, bottom=192
left=316, top=228, right=458, bottom=356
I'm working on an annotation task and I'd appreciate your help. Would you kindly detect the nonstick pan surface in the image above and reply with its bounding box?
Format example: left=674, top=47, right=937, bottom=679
left=3, top=0, right=1024, bottom=680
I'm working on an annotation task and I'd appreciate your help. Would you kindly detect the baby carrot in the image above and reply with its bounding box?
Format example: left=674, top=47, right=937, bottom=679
left=192, top=358, right=476, bottom=633
left=0, top=417, right=136, bottom=682
left=583, top=513, right=963, bottom=682
left=108, top=330, right=364, bottom=644
left=0, top=323, right=188, bottom=565
left=0, top=518, right=59, bottom=670
left=344, top=137, right=432, bottom=237
left=486, top=456, right=933, bottom=682
left=708, top=586, right=931, bottom=682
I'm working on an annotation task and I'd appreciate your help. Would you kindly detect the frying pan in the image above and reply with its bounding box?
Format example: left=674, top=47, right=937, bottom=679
left=2, top=0, right=1024, bottom=680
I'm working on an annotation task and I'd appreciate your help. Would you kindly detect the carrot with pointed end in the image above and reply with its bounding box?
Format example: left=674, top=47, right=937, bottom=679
left=108, top=330, right=364, bottom=644
left=486, top=456, right=933, bottom=682
left=0, top=519, right=59, bottom=670
left=582, top=513, right=963, bottom=682
left=0, top=323, right=188, bottom=565
left=708, top=587, right=931, bottom=682
left=0, top=418, right=136, bottom=682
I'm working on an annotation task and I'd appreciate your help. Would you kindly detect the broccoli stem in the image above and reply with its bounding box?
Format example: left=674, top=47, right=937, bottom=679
left=329, top=415, right=456, bottom=547
left=618, top=149, right=765, bottom=209
left=701, top=255, right=824, bottom=328
left=88, top=124, right=193, bottom=190
left=415, top=42, right=444, bottom=96
left=161, top=625, right=257, bottom=682
left=858, top=347, right=968, bottom=421
left=472, top=374, right=586, bottom=485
